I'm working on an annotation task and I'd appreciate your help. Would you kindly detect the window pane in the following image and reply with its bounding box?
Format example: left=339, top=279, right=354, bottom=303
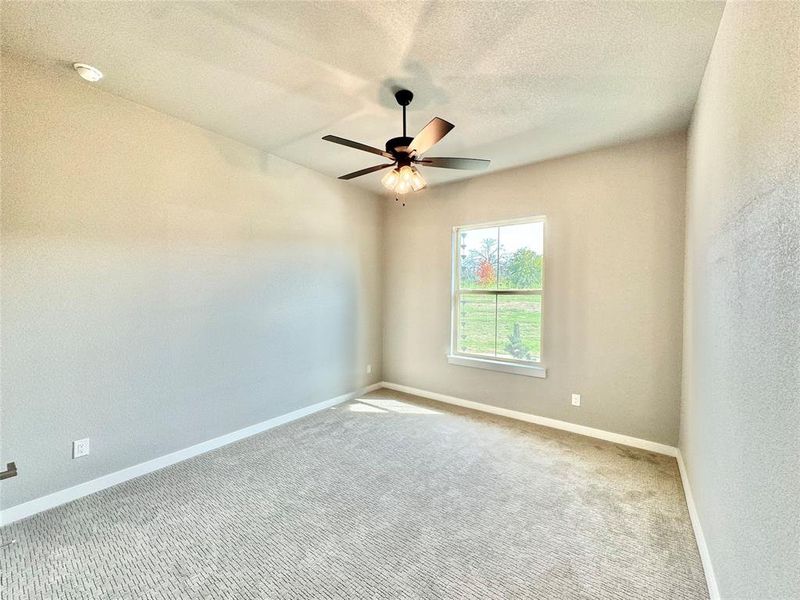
left=456, top=294, right=496, bottom=356
left=458, top=227, right=499, bottom=289
left=496, top=295, right=541, bottom=362
left=498, top=222, right=544, bottom=290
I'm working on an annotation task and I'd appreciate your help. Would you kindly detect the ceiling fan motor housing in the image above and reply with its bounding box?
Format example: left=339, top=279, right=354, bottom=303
left=386, top=136, right=414, bottom=165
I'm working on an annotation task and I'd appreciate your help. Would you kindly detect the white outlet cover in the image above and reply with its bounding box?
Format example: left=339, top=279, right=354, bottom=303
left=366, top=364, right=372, bottom=374
left=73, top=438, right=90, bottom=458
left=571, top=394, right=581, bottom=406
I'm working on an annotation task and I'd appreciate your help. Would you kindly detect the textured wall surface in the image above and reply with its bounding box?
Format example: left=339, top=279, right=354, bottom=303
left=382, top=133, right=687, bottom=446
left=680, top=3, right=800, bottom=598
left=0, top=54, right=383, bottom=510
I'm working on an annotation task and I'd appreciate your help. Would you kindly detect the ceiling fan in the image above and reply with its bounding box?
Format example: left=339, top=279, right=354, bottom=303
left=322, top=89, right=490, bottom=194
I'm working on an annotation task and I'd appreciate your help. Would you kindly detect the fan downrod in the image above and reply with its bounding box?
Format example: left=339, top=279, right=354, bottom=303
left=391, top=89, right=415, bottom=150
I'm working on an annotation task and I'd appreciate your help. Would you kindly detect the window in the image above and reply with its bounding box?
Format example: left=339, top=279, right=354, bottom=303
left=449, top=217, right=545, bottom=378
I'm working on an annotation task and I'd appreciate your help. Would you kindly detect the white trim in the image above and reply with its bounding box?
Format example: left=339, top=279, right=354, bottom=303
left=0, top=383, right=382, bottom=527
left=378, top=381, right=677, bottom=457
left=2, top=382, right=715, bottom=599
left=447, top=354, right=547, bottom=378
left=676, top=449, right=720, bottom=600
left=455, top=214, right=547, bottom=230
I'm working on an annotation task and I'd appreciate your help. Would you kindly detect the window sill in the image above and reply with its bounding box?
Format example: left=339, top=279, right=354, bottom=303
left=446, top=354, right=547, bottom=378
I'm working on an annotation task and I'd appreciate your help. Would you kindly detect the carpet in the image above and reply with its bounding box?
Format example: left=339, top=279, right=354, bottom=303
left=0, top=388, right=707, bottom=599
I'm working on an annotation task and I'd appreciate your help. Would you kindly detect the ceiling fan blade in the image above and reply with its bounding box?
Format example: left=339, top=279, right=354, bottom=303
left=338, top=163, right=395, bottom=180
left=417, top=157, right=490, bottom=170
left=409, top=118, right=454, bottom=156
left=322, top=135, right=393, bottom=159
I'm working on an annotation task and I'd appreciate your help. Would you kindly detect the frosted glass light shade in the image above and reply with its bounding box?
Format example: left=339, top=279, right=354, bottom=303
left=381, top=169, right=400, bottom=190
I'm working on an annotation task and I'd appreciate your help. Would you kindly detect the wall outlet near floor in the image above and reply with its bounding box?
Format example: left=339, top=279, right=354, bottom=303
left=72, top=438, right=90, bottom=458
left=366, top=364, right=372, bottom=374
left=571, top=393, right=581, bottom=407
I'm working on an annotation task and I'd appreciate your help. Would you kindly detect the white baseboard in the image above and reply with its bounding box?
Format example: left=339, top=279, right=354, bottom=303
left=378, top=381, right=678, bottom=457
left=676, top=449, right=720, bottom=600
left=0, top=383, right=382, bottom=527
left=3, top=381, right=716, bottom=598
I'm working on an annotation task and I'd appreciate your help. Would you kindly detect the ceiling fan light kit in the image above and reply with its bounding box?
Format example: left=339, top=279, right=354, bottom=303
left=322, top=89, right=490, bottom=195
left=383, top=164, right=426, bottom=193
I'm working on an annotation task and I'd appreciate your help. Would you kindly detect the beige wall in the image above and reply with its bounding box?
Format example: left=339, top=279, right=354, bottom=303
left=681, top=3, right=800, bottom=598
left=0, top=54, right=383, bottom=509
left=382, top=132, right=687, bottom=445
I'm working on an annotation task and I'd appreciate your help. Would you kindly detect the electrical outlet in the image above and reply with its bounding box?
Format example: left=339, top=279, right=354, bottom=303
left=73, top=438, right=90, bottom=458
left=366, top=364, right=372, bottom=374
left=571, top=393, right=581, bottom=407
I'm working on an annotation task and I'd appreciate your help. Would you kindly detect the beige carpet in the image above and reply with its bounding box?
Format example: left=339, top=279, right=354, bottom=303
left=1, top=388, right=707, bottom=599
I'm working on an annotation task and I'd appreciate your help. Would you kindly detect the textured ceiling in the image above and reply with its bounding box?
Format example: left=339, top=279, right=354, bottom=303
left=1, top=1, right=724, bottom=194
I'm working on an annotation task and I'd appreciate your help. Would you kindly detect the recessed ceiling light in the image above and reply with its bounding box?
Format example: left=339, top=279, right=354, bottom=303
left=72, top=63, right=103, bottom=82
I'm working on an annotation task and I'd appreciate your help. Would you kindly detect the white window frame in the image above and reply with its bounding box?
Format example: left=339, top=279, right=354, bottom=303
left=448, top=216, right=547, bottom=378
